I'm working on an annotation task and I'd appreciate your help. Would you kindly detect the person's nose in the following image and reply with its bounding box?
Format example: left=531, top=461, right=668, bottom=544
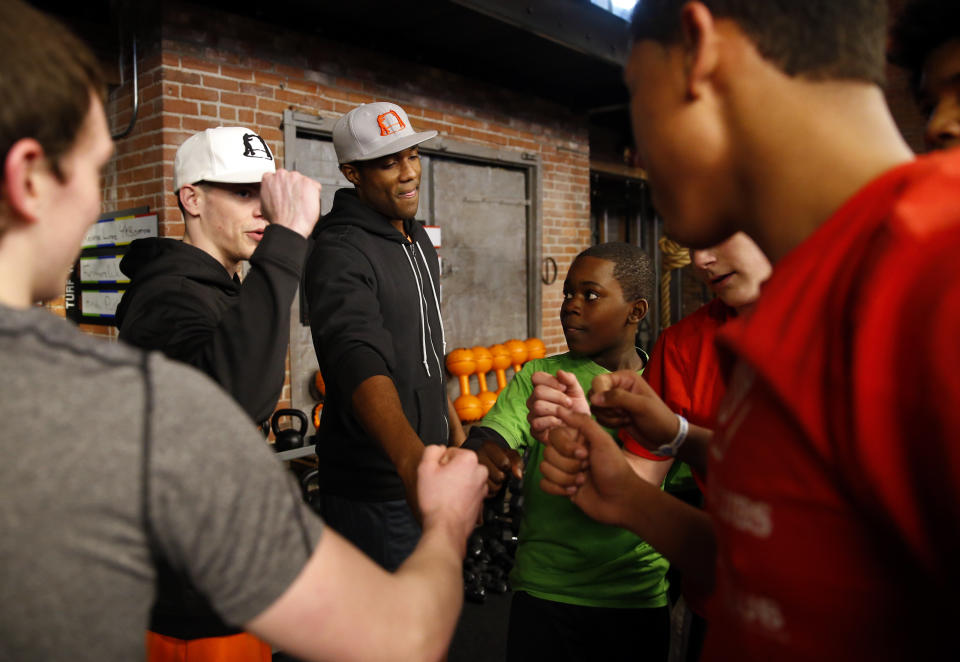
left=691, top=248, right=716, bottom=271
left=561, top=296, right=580, bottom=317
left=399, top=158, right=417, bottom=182
left=925, top=95, right=960, bottom=151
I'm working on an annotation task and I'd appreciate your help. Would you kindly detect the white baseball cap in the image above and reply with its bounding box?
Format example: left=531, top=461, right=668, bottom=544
left=173, top=126, right=276, bottom=191
left=333, top=102, right=437, bottom=165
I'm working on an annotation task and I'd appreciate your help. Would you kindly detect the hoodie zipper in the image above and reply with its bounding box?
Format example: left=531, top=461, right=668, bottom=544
left=402, top=239, right=449, bottom=442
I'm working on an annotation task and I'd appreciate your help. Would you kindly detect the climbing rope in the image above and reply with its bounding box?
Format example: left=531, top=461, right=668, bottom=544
left=658, top=236, right=691, bottom=331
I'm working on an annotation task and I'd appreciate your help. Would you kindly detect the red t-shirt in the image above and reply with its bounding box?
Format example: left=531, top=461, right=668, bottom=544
left=623, top=297, right=733, bottom=465
left=704, top=150, right=960, bottom=661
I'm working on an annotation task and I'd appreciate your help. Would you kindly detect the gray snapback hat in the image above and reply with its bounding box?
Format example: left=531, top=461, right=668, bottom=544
left=173, top=126, right=276, bottom=191
left=333, top=102, right=437, bottom=165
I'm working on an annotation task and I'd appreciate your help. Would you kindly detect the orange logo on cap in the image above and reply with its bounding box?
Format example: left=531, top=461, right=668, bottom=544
left=377, top=110, right=406, bottom=136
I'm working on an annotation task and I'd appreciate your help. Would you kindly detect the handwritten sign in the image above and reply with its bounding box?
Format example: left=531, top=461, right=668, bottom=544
left=80, top=289, right=124, bottom=318
left=82, top=213, right=157, bottom=248
left=79, top=255, right=127, bottom=283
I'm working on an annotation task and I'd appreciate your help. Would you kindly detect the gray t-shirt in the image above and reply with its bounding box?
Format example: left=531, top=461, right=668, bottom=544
left=0, top=305, right=324, bottom=661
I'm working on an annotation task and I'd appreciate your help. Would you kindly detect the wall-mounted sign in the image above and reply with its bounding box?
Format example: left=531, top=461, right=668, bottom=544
left=81, top=213, right=157, bottom=248
left=79, top=289, right=124, bottom=319
left=67, top=207, right=153, bottom=326
left=79, top=254, right=128, bottom=284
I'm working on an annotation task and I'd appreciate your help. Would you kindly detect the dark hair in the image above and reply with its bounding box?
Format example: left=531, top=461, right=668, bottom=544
left=576, top=242, right=654, bottom=303
left=0, top=0, right=106, bottom=187
left=630, top=0, right=888, bottom=86
left=889, top=0, right=960, bottom=101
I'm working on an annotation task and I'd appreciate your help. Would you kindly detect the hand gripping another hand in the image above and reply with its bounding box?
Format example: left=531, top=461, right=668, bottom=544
left=588, top=370, right=682, bottom=453
left=537, top=408, right=638, bottom=529
left=417, top=446, right=489, bottom=550
left=526, top=370, right=591, bottom=443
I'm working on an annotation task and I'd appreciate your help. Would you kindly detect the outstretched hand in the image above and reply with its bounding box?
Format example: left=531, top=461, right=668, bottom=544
left=527, top=370, right=591, bottom=443
left=538, top=408, right=638, bottom=529
left=260, top=169, right=322, bottom=239
left=588, top=370, right=680, bottom=453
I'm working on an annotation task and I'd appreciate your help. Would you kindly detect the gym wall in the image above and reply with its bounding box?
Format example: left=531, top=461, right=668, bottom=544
left=48, top=1, right=595, bottom=414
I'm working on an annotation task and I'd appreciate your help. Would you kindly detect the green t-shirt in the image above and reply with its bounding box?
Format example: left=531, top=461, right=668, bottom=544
left=481, top=353, right=669, bottom=608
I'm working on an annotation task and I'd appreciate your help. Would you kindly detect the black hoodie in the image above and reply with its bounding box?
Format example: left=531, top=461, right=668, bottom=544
left=115, top=224, right=307, bottom=424
left=305, top=188, right=449, bottom=501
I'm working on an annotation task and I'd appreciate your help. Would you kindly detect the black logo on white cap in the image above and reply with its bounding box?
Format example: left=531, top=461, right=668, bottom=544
left=242, top=133, right=273, bottom=160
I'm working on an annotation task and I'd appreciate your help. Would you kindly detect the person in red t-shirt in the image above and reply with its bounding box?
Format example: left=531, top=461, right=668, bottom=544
left=618, top=232, right=770, bottom=483
left=534, top=1, right=960, bottom=661
left=529, top=233, right=769, bottom=662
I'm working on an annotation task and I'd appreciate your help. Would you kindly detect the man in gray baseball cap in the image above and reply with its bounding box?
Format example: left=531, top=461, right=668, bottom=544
left=115, top=126, right=322, bottom=659
left=304, top=101, right=466, bottom=571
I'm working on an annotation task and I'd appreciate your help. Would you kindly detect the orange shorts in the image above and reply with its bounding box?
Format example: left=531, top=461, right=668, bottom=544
left=145, top=631, right=271, bottom=662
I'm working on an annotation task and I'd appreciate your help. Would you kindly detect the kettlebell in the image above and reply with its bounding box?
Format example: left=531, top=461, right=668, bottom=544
left=271, top=408, right=307, bottom=452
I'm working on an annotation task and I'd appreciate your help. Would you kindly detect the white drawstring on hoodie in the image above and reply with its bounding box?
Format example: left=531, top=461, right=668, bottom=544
left=401, top=241, right=445, bottom=378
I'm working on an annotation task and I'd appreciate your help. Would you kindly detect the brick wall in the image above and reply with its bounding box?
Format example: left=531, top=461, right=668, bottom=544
left=79, top=2, right=593, bottom=411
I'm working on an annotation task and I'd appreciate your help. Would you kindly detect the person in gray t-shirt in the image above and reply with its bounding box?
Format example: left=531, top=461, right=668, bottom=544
left=0, top=3, right=487, bottom=661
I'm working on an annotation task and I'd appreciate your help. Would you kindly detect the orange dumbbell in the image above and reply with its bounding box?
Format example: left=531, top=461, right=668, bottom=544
left=489, top=343, right=511, bottom=394
left=446, top=348, right=483, bottom=422
left=504, top=338, right=529, bottom=374
left=309, top=369, right=326, bottom=402
left=525, top=337, right=546, bottom=361
left=471, top=345, right=497, bottom=415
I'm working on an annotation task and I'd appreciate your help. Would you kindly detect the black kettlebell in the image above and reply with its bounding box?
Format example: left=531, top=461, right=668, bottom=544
left=271, top=408, right=307, bottom=452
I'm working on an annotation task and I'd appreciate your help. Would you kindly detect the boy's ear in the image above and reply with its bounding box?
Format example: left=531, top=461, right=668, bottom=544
left=679, top=1, right=721, bottom=100
left=2, top=137, right=49, bottom=224
left=628, top=299, right=649, bottom=324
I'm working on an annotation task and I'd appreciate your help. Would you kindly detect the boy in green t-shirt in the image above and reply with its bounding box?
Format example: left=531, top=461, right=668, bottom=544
left=462, top=242, right=673, bottom=662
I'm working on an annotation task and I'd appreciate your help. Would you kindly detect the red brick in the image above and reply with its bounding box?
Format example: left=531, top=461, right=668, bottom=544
left=257, top=97, right=290, bottom=114
left=181, top=85, right=218, bottom=102
left=221, top=64, right=254, bottom=81
left=238, top=82, right=275, bottom=97
left=260, top=127, right=283, bottom=143
left=163, top=69, right=202, bottom=85
left=180, top=56, right=220, bottom=74
left=286, top=79, right=318, bottom=95
left=220, top=91, right=255, bottom=107
left=202, top=75, right=240, bottom=92
left=254, top=71, right=285, bottom=88
left=164, top=99, right=199, bottom=115
left=183, top=116, right=219, bottom=132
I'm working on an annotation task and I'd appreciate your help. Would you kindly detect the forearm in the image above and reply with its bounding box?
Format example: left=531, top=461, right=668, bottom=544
left=618, top=475, right=716, bottom=593
left=353, top=375, right=427, bottom=512
left=194, top=226, right=306, bottom=420
left=447, top=396, right=466, bottom=446
left=248, top=527, right=463, bottom=662
left=677, top=424, right=712, bottom=478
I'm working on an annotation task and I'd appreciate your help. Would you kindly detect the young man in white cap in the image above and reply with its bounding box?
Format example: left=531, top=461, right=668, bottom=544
left=115, top=128, right=321, bottom=659
left=0, top=2, right=488, bottom=662
left=305, top=101, right=466, bottom=570
left=117, top=126, right=318, bottom=426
